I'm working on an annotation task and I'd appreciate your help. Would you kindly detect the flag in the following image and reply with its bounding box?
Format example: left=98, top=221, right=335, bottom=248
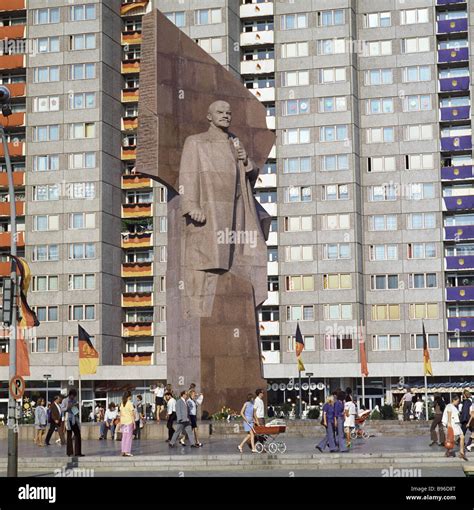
left=79, top=325, right=99, bottom=375
left=422, top=321, right=433, bottom=376
left=359, top=321, right=369, bottom=377
left=295, top=323, right=305, bottom=372
left=11, top=255, right=40, bottom=329
left=0, top=326, right=30, bottom=376
left=122, top=352, right=153, bottom=366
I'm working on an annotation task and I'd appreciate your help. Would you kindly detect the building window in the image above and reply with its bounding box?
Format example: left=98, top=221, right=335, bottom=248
left=284, top=186, right=312, bottom=203
left=286, top=305, right=314, bottom=321
left=403, top=65, right=431, bottom=83
left=367, top=98, right=393, bottom=115
left=319, top=67, right=346, bottom=84
left=323, top=243, right=351, bottom=260
left=282, top=128, right=310, bottom=145
left=33, top=215, right=59, bottom=232
left=404, top=95, right=431, bottom=112
left=317, top=39, right=345, bottom=55
left=34, top=36, right=59, bottom=53
left=283, top=99, right=310, bottom=116
left=285, top=245, right=313, bottom=262
left=281, top=13, right=308, bottom=30
left=165, top=11, right=185, bottom=27
left=323, top=274, right=352, bottom=290
left=404, top=125, right=433, bottom=141
left=324, top=335, right=353, bottom=351
left=33, top=7, right=60, bottom=24
left=33, top=96, right=60, bottom=113
left=369, top=244, right=398, bottom=261
left=68, top=274, right=95, bottom=290
left=69, top=243, right=96, bottom=260
left=368, top=184, right=397, bottom=202
left=364, top=12, right=391, bottom=28
left=282, top=42, right=309, bottom=58
left=401, top=8, right=429, bottom=25
left=401, top=37, right=430, bottom=54
left=33, top=185, right=59, bottom=201
left=69, top=213, right=95, bottom=230
left=411, top=334, right=439, bottom=350
left=365, top=40, right=392, bottom=56
left=67, top=182, right=95, bottom=199
left=408, top=243, right=436, bottom=259
left=69, top=152, right=96, bottom=169
left=408, top=183, right=435, bottom=200
left=69, top=122, right=95, bottom=139
left=69, top=305, right=95, bottom=321
left=409, top=303, right=438, bottom=320
left=288, top=335, right=315, bottom=352
left=318, top=9, right=344, bottom=26
left=195, top=8, right=221, bottom=25
left=367, top=156, right=395, bottom=173
left=68, top=336, right=79, bottom=352
left=409, top=273, right=437, bottom=289
left=33, top=66, right=60, bottom=83
left=322, top=184, right=349, bottom=201
left=284, top=216, right=312, bottom=232
left=197, top=37, right=222, bottom=54
left=406, top=154, right=434, bottom=170
left=324, top=304, right=352, bottom=320
left=34, top=306, right=58, bottom=322
left=69, top=63, right=95, bottom=80
left=32, top=244, right=59, bottom=262
left=69, top=92, right=96, bottom=110
left=370, top=275, right=399, bottom=290
left=321, top=154, right=349, bottom=172
left=160, top=336, right=166, bottom=353
left=33, top=155, right=59, bottom=172
left=285, top=275, right=314, bottom=292
left=32, top=275, right=58, bottom=292
left=283, top=157, right=311, bottom=174
left=281, top=70, right=309, bottom=87
left=33, top=125, right=60, bottom=142
left=365, top=68, right=393, bottom=85
left=366, top=127, right=394, bottom=143
left=372, top=335, right=401, bottom=351
left=369, top=215, right=397, bottom=231
left=70, top=33, right=96, bottom=50
left=371, top=304, right=400, bottom=321
left=31, top=337, right=58, bottom=353
left=319, top=97, right=347, bottom=113
left=407, top=213, right=436, bottom=230
left=320, top=125, right=348, bottom=142
left=322, top=214, right=350, bottom=230
left=70, top=4, right=96, bottom=21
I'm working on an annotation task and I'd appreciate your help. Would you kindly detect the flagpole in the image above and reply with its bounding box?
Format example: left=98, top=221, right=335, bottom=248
left=298, top=369, right=302, bottom=419
left=424, top=373, right=428, bottom=421
left=79, top=373, right=82, bottom=424
left=423, top=320, right=429, bottom=421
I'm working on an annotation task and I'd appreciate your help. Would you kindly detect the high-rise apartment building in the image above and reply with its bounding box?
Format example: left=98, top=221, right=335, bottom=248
left=0, top=0, right=473, bottom=415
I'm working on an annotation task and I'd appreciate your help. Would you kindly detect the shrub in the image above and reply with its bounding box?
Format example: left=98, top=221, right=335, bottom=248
left=369, top=409, right=381, bottom=420
left=307, top=407, right=320, bottom=420
left=380, top=404, right=396, bottom=420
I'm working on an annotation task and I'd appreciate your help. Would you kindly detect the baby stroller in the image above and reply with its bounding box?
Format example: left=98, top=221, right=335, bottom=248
left=253, top=424, right=287, bottom=454
left=350, top=410, right=371, bottom=440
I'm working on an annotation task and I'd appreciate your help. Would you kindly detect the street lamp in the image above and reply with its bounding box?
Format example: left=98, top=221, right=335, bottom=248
left=306, top=372, right=314, bottom=408
left=43, top=374, right=52, bottom=406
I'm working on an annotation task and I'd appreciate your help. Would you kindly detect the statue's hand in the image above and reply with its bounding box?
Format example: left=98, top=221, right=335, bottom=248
left=188, top=208, right=206, bottom=223
left=237, top=147, right=248, bottom=165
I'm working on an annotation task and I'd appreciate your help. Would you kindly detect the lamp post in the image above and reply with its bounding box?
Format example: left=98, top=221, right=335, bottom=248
left=43, top=374, right=52, bottom=406
left=306, top=372, right=313, bottom=409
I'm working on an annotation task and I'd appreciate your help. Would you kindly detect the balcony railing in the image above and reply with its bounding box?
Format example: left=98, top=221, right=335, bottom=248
left=0, top=25, right=25, bottom=39
left=0, top=202, right=24, bottom=216
left=440, top=105, right=470, bottom=121
left=122, top=89, right=139, bottom=102
left=122, top=232, right=152, bottom=248
left=447, top=317, right=474, bottom=331
left=441, top=165, right=473, bottom=180
left=447, top=286, right=474, bottom=301
left=439, top=76, right=469, bottom=92
left=441, top=135, right=472, bottom=151
left=0, top=55, right=25, bottom=70
left=0, top=112, right=25, bottom=128
left=122, top=292, right=153, bottom=307
left=122, top=322, right=153, bottom=337
left=0, top=142, right=25, bottom=157
left=122, top=61, right=141, bottom=74
left=120, top=1, right=149, bottom=16
left=249, top=87, right=275, bottom=102
left=121, top=262, right=153, bottom=278
left=445, top=225, right=474, bottom=240
left=240, top=58, right=275, bottom=75
left=437, top=0, right=466, bottom=4
left=0, top=231, right=24, bottom=247
left=122, top=117, right=138, bottom=131
left=122, top=203, right=153, bottom=218
left=437, top=18, right=468, bottom=34
left=446, top=255, right=474, bottom=270
left=121, top=147, right=137, bottom=160
left=444, top=195, right=474, bottom=211
left=240, top=1, right=274, bottom=18
left=0, top=171, right=25, bottom=187
left=438, top=47, right=469, bottom=63
left=240, top=30, right=274, bottom=46
left=122, top=31, right=143, bottom=45
left=121, top=174, right=151, bottom=189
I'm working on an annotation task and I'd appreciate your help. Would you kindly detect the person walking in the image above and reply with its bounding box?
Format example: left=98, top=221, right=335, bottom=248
left=316, top=396, right=337, bottom=453
left=133, top=395, right=144, bottom=440
left=119, top=391, right=135, bottom=457
left=414, top=397, right=424, bottom=420
left=45, top=395, right=65, bottom=446
left=169, top=391, right=197, bottom=448
left=460, top=390, right=472, bottom=436
left=154, top=383, right=165, bottom=422
left=465, top=399, right=474, bottom=452
left=65, top=389, right=84, bottom=457
left=334, top=390, right=348, bottom=452
left=34, top=398, right=48, bottom=447
left=344, top=394, right=356, bottom=448
left=186, top=389, right=203, bottom=447
left=100, top=403, right=118, bottom=440
left=254, top=388, right=265, bottom=426
left=429, top=394, right=446, bottom=447
left=442, top=394, right=467, bottom=461
left=164, top=391, right=177, bottom=442
left=400, top=388, right=413, bottom=421
left=238, top=393, right=257, bottom=453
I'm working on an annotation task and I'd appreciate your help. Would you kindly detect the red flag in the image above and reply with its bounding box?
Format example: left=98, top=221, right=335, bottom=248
left=359, top=321, right=369, bottom=377
left=0, top=326, right=30, bottom=376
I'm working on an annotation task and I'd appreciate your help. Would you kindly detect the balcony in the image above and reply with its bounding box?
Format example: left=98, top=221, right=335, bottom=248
left=240, top=59, right=274, bottom=75
left=0, top=112, right=24, bottom=128
left=122, top=117, right=138, bottom=131
left=259, top=321, right=279, bottom=336
left=122, top=292, right=153, bottom=307
left=122, top=203, right=153, bottom=218
left=441, top=165, right=473, bottom=180
left=440, top=106, right=470, bottom=122
left=439, top=76, right=469, bottom=92
left=0, top=202, right=24, bottom=216
left=240, top=1, right=274, bottom=18
left=249, top=87, right=275, bottom=102
left=446, top=286, right=474, bottom=301
left=0, top=261, right=10, bottom=276
left=0, top=25, right=25, bottom=39
left=437, top=0, right=466, bottom=4
left=0, top=0, right=25, bottom=11
left=266, top=116, right=275, bottom=130
left=446, top=255, right=474, bottom=270
left=438, top=47, right=469, bottom=63
left=255, top=173, right=276, bottom=188
left=437, top=18, right=468, bottom=34
left=444, top=195, right=474, bottom=211
left=122, top=322, right=153, bottom=337
left=122, top=174, right=151, bottom=189
left=121, top=262, right=153, bottom=278
left=120, top=1, right=149, bottom=16
left=445, top=225, right=474, bottom=240
left=121, top=147, right=137, bottom=160
left=122, top=89, right=139, bottom=103
left=441, top=135, right=472, bottom=151
left=264, top=291, right=279, bottom=306
left=0, top=231, right=24, bottom=247
left=122, top=31, right=142, bottom=45
left=0, top=54, right=25, bottom=70
left=262, top=350, right=280, bottom=364
left=122, top=232, right=152, bottom=249
left=267, top=260, right=278, bottom=275
left=240, top=30, right=274, bottom=47
left=266, top=231, right=277, bottom=245
left=122, top=61, right=141, bottom=74
left=0, top=171, right=25, bottom=188
left=447, top=317, right=474, bottom=331
left=0, top=142, right=25, bottom=158
left=260, top=201, right=277, bottom=217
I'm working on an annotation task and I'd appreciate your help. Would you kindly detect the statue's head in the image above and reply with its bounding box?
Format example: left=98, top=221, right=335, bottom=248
left=207, top=100, right=231, bottom=130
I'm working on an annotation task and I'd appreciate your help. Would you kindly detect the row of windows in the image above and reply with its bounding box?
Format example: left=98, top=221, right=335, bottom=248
left=32, top=123, right=95, bottom=142
left=33, top=93, right=96, bottom=112
left=33, top=63, right=95, bottom=83
left=33, top=5, right=96, bottom=24
left=31, top=34, right=96, bottom=54
left=32, top=183, right=95, bottom=201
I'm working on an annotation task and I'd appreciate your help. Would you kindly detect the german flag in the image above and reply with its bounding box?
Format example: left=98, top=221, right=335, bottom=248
left=79, top=325, right=99, bottom=375
left=122, top=352, right=152, bottom=366
left=295, top=323, right=305, bottom=372
left=422, top=321, right=433, bottom=376
left=11, top=255, right=40, bottom=329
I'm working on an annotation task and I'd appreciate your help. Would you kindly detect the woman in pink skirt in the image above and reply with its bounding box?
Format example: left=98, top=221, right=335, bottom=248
left=119, top=390, right=135, bottom=457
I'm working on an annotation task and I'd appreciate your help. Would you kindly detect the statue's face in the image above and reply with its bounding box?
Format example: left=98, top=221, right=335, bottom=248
left=207, top=102, right=231, bottom=129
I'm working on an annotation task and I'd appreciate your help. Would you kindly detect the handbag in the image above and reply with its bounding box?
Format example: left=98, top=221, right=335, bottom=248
left=444, top=426, right=454, bottom=450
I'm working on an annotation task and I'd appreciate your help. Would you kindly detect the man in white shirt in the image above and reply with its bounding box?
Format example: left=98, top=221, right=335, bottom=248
left=442, top=395, right=466, bottom=460
left=254, top=389, right=265, bottom=426
left=400, top=389, right=413, bottom=421
left=164, top=392, right=176, bottom=442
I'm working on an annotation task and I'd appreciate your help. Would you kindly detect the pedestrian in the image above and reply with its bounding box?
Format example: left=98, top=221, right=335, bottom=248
left=414, top=397, right=424, bottom=420
left=465, top=399, right=474, bottom=452
left=34, top=398, right=48, bottom=447
left=100, top=403, right=118, bottom=440
left=44, top=395, right=65, bottom=446
left=400, top=388, right=413, bottom=421
left=315, top=395, right=337, bottom=453
left=64, top=388, right=84, bottom=457
left=268, top=405, right=275, bottom=419
left=154, top=383, right=165, bottom=422
left=186, top=389, right=204, bottom=447
left=344, top=394, right=356, bottom=448
left=460, top=390, right=472, bottom=436
left=334, top=390, right=348, bottom=452
left=119, top=390, right=135, bottom=457
left=442, top=394, right=467, bottom=461
left=429, top=394, right=446, bottom=447
left=254, top=388, right=265, bottom=426
left=238, top=393, right=257, bottom=453
left=169, top=391, right=197, bottom=448
left=164, top=391, right=176, bottom=442
left=133, top=395, right=145, bottom=440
